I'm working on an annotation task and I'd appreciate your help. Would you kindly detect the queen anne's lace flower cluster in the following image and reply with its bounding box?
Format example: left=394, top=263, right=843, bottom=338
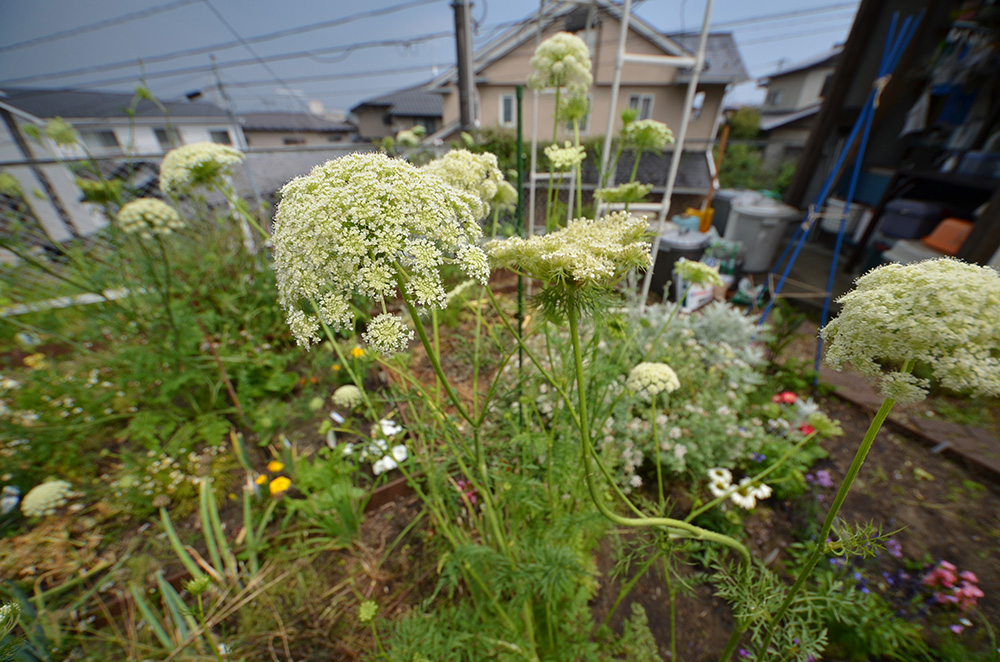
left=544, top=142, right=586, bottom=171
left=117, top=198, right=185, bottom=238
left=487, top=211, right=651, bottom=290
left=528, top=32, right=593, bottom=95
left=821, top=258, right=1000, bottom=403
left=331, top=384, right=364, bottom=409
left=594, top=181, right=652, bottom=203
left=621, top=119, right=674, bottom=151
left=675, top=258, right=724, bottom=288
left=159, top=142, right=244, bottom=195
left=21, top=479, right=73, bottom=518
left=706, top=468, right=771, bottom=509
left=0, top=601, right=20, bottom=639
left=421, top=149, right=511, bottom=218
left=626, top=362, right=680, bottom=397
left=271, top=152, right=489, bottom=353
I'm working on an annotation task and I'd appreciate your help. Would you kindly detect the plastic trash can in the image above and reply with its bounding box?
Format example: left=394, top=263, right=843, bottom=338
left=728, top=198, right=800, bottom=272
left=649, top=230, right=712, bottom=298
left=716, top=189, right=763, bottom=239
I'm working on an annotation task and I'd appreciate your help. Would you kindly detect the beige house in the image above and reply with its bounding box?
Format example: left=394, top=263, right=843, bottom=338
left=240, top=112, right=356, bottom=148
left=758, top=46, right=841, bottom=169
left=426, top=2, right=748, bottom=148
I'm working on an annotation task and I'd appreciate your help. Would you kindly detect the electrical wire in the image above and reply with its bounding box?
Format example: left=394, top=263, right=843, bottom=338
left=0, top=0, right=201, bottom=53
left=0, top=0, right=442, bottom=86
left=738, top=22, right=855, bottom=47
left=672, top=2, right=858, bottom=33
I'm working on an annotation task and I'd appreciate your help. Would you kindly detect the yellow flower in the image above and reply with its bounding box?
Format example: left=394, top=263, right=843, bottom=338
left=331, top=364, right=341, bottom=372
left=269, top=476, right=291, bottom=495
left=23, top=353, right=48, bottom=370
left=350, top=346, right=365, bottom=359
left=254, top=475, right=267, bottom=485
left=266, top=460, right=285, bottom=473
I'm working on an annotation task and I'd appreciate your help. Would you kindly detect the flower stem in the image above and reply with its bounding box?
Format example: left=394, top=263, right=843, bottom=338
left=756, top=395, right=896, bottom=656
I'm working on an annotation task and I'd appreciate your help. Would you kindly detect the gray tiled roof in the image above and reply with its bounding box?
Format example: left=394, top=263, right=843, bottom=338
left=664, top=33, right=749, bottom=85
left=240, top=112, right=355, bottom=133
left=350, top=84, right=441, bottom=118
left=0, top=87, right=229, bottom=119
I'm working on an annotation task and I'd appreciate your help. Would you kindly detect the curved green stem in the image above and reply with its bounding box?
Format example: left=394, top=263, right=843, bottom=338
left=719, top=620, right=747, bottom=661
left=566, top=293, right=749, bottom=563
left=756, top=393, right=898, bottom=656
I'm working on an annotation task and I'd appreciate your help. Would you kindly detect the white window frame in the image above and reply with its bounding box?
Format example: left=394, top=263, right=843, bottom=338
left=154, top=127, right=180, bottom=151
left=209, top=129, right=232, bottom=145
left=628, top=94, right=655, bottom=120
left=499, top=93, right=515, bottom=127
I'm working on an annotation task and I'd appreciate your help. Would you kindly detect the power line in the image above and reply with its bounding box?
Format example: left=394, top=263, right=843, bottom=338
left=673, top=2, right=858, bottom=33
left=223, top=63, right=443, bottom=88
left=0, top=0, right=202, bottom=53
left=738, top=22, right=854, bottom=47
left=3, top=32, right=454, bottom=91
left=0, top=0, right=442, bottom=86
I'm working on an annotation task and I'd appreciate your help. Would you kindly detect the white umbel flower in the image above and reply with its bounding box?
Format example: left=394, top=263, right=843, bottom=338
left=117, top=198, right=185, bottom=238
left=21, top=479, right=73, bottom=518
left=331, top=384, right=364, bottom=409
left=0, top=601, right=21, bottom=640
left=271, top=153, right=488, bottom=351
left=544, top=142, right=586, bottom=171
left=822, top=258, right=1000, bottom=403
left=159, top=142, right=244, bottom=195
left=621, top=119, right=674, bottom=151
left=528, top=32, right=593, bottom=95
left=626, top=362, right=680, bottom=398
left=422, top=149, right=511, bottom=218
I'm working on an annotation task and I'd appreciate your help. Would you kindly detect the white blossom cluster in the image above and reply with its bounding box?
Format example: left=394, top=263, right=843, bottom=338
left=116, top=198, right=185, bottom=238
left=332, top=384, right=364, bottom=409
left=594, top=181, right=652, bottom=203
left=421, top=149, right=514, bottom=218
left=20, top=479, right=74, bottom=518
left=0, top=601, right=20, bottom=640
left=271, top=153, right=489, bottom=353
left=527, top=31, right=593, bottom=95
left=487, top=211, right=651, bottom=290
left=159, top=141, right=244, bottom=195
left=821, top=258, right=1000, bottom=403
left=706, top=468, right=772, bottom=510
left=621, top=119, right=674, bottom=151
left=626, top=362, right=680, bottom=398
left=544, top=141, right=586, bottom=171
left=675, top=258, right=724, bottom=288
left=336, top=419, right=408, bottom=475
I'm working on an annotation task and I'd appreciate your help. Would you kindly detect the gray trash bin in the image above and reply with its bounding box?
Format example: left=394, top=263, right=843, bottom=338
left=728, top=198, right=800, bottom=272
left=649, top=230, right=712, bottom=298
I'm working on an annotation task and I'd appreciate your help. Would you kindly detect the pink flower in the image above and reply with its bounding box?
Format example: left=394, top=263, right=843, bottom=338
left=772, top=391, right=798, bottom=404
left=959, top=570, right=979, bottom=584
left=950, top=624, right=964, bottom=634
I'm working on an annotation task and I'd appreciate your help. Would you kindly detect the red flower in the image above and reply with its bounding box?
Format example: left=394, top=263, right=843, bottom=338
left=799, top=423, right=816, bottom=436
left=772, top=391, right=798, bottom=404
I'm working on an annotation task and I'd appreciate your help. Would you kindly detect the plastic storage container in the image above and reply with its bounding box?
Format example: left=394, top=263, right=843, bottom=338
left=728, top=198, right=800, bottom=272
left=718, top=190, right=764, bottom=240
left=821, top=197, right=868, bottom=235
left=878, top=199, right=943, bottom=238
left=921, top=218, right=974, bottom=255
left=649, top=230, right=712, bottom=298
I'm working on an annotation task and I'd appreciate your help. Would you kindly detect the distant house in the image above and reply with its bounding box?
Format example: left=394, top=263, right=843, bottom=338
left=241, top=111, right=357, bottom=148
left=426, top=1, right=748, bottom=150
left=757, top=47, right=841, bottom=169
left=0, top=87, right=238, bottom=242
left=349, top=85, right=443, bottom=141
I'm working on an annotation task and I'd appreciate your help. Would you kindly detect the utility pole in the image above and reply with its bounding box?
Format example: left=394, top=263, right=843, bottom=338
left=452, top=0, right=475, bottom=131
left=210, top=55, right=265, bottom=216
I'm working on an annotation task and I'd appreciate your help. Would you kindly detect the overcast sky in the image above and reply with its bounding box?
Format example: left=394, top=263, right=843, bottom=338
left=0, top=0, right=858, bottom=117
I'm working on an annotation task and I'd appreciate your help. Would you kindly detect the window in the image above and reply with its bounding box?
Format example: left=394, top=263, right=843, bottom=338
left=628, top=94, right=654, bottom=120
left=154, top=127, right=179, bottom=151
left=415, top=117, right=438, bottom=133
left=209, top=129, right=232, bottom=145
left=282, top=136, right=306, bottom=145
left=500, top=94, right=515, bottom=127
left=765, top=89, right=783, bottom=107
left=81, top=130, right=121, bottom=154
left=692, top=91, right=706, bottom=119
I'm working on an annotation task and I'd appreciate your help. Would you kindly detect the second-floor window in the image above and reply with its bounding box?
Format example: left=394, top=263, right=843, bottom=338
left=81, top=129, right=122, bottom=154
left=154, top=127, right=179, bottom=151
left=766, top=89, right=784, bottom=107
left=209, top=129, right=232, bottom=145
left=500, top=94, right=515, bottom=127
left=628, top=94, right=654, bottom=120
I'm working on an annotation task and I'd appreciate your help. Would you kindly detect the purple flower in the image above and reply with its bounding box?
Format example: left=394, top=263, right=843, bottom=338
left=814, top=469, right=834, bottom=488
left=752, top=452, right=766, bottom=463
left=886, top=538, right=902, bottom=558
left=950, top=624, right=964, bottom=634
left=738, top=648, right=749, bottom=658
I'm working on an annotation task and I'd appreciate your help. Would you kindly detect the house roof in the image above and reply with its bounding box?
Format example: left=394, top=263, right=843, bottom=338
left=759, top=103, right=823, bottom=132
left=758, top=46, right=842, bottom=83
left=427, top=0, right=699, bottom=90
left=664, top=33, right=749, bottom=84
left=350, top=84, right=441, bottom=117
left=240, top=111, right=355, bottom=133
left=0, top=87, right=229, bottom=120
